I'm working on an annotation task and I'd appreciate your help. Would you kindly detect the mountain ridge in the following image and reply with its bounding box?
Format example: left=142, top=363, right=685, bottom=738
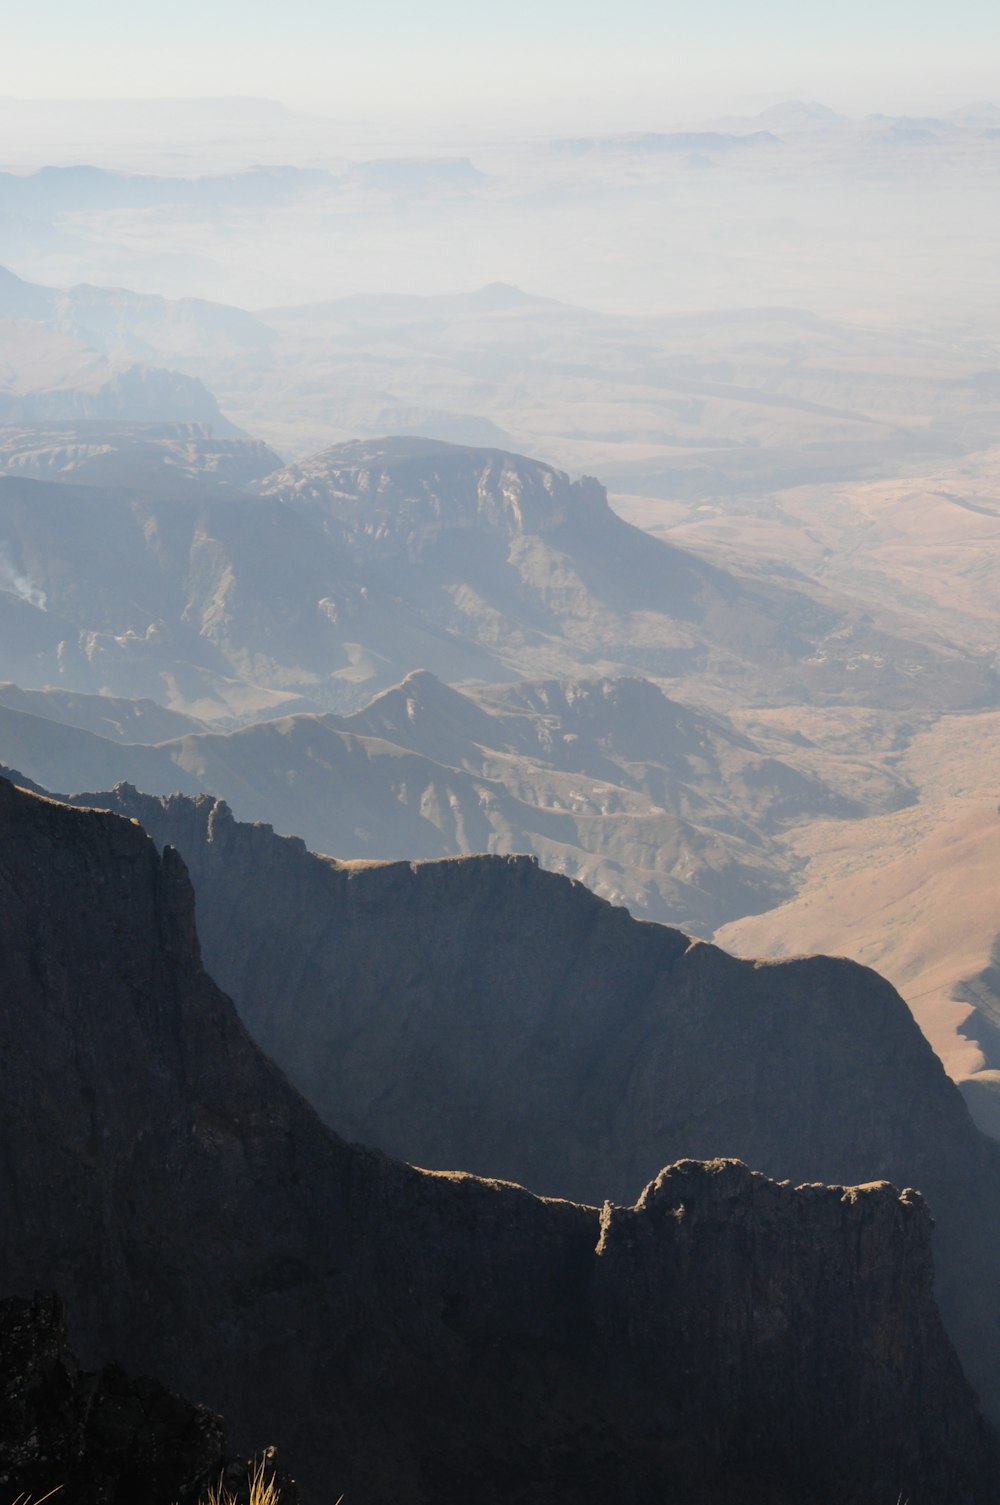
left=0, top=667, right=873, bottom=932
left=62, top=777, right=1000, bottom=1428
left=2, top=773, right=994, bottom=1502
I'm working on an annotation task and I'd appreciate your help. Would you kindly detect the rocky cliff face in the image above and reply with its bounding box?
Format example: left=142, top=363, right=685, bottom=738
left=256, top=436, right=614, bottom=554
left=0, top=773, right=997, bottom=1502
left=254, top=436, right=996, bottom=712
left=80, top=783, right=1000, bottom=1433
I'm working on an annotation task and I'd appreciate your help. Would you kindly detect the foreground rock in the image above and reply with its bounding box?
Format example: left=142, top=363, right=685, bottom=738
left=0, top=775, right=996, bottom=1502
left=0, top=1292, right=294, bottom=1505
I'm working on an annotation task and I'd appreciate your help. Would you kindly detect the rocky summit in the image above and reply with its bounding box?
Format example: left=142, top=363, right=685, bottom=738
left=0, top=772, right=997, bottom=1503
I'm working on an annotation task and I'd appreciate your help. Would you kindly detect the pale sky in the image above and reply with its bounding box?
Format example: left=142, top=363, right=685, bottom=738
left=4, top=0, right=1000, bottom=128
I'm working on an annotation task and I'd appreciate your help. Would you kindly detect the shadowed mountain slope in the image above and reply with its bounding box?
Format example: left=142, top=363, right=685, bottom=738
left=74, top=781, right=1000, bottom=1430
left=0, top=773, right=997, bottom=1504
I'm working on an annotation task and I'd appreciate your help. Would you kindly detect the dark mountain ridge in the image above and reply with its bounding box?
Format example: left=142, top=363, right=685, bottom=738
left=68, top=780, right=1000, bottom=1431
left=0, top=772, right=996, bottom=1503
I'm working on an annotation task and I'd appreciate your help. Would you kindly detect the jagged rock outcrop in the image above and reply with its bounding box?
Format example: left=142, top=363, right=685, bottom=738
left=0, top=1292, right=294, bottom=1505
left=74, top=782, right=1000, bottom=1433
left=0, top=773, right=997, bottom=1502
left=592, top=1161, right=979, bottom=1504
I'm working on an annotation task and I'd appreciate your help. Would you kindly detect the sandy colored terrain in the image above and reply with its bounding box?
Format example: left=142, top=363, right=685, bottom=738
left=626, top=446, right=1000, bottom=659
left=716, top=710, right=1000, bottom=1082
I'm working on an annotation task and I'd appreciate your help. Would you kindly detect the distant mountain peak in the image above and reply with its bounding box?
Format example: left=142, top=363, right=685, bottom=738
left=256, top=436, right=610, bottom=545
left=750, top=100, right=848, bottom=129
left=469, top=280, right=537, bottom=308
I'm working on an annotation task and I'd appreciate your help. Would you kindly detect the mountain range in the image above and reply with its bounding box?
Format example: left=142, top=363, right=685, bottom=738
left=6, top=262, right=1000, bottom=498
left=0, top=664, right=906, bottom=934
left=1, top=433, right=993, bottom=723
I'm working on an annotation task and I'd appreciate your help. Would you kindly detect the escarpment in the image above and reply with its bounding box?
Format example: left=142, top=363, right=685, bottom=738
left=69, top=781, right=1000, bottom=1430
left=0, top=773, right=997, bottom=1502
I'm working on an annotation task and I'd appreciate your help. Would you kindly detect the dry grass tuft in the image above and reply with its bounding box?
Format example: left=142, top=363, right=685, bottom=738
left=202, top=1456, right=279, bottom=1505
left=200, top=1453, right=341, bottom=1505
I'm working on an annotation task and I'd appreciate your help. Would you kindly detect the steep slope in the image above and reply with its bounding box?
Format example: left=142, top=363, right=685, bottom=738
left=2, top=775, right=995, bottom=1503
left=0, top=669, right=869, bottom=932
left=714, top=708, right=1000, bottom=1107
left=0, top=693, right=782, bottom=934
left=82, top=783, right=1000, bottom=1428
left=0, top=470, right=507, bottom=715
left=348, top=670, right=873, bottom=826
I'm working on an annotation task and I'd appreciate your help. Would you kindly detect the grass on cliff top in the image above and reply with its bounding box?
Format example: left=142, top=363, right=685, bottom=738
left=202, top=1459, right=279, bottom=1505
left=200, top=1455, right=343, bottom=1505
